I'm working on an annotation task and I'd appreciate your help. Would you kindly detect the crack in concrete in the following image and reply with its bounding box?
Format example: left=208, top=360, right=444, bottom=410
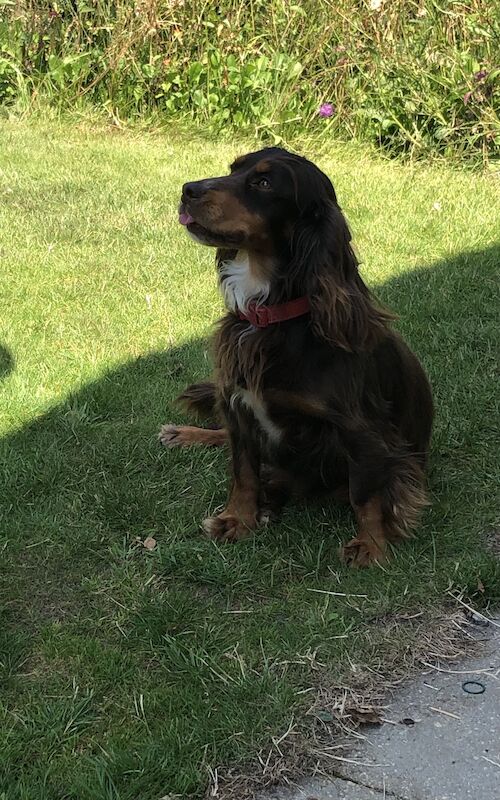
left=336, top=772, right=409, bottom=800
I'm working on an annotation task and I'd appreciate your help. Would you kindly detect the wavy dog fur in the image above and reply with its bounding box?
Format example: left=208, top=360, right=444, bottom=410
left=164, top=147, right=434, bottom=566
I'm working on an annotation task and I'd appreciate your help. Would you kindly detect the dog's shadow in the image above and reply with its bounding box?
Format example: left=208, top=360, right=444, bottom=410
left=1, top=245, right=498, bottom=618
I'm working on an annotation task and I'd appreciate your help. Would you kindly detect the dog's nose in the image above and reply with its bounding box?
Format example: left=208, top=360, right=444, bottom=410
left=182, top=180, right=210, bottom=200
left=182, top=181, right=202, bottom=199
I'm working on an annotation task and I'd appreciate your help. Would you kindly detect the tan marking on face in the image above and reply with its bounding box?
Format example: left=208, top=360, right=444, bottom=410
left=255, top=159, right=272, bottom=173
left=202, top=190, right=265, bottom=239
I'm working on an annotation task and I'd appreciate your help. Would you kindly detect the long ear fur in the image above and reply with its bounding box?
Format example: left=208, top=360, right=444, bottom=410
left=291, top=199, right=393, bottom=351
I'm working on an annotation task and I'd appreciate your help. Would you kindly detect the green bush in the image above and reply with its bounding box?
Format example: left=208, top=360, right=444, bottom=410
left=1, top=0, right=498, bottom=161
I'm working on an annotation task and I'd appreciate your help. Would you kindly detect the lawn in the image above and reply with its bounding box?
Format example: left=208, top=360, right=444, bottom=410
left=0, top=120, right=499, bottom=800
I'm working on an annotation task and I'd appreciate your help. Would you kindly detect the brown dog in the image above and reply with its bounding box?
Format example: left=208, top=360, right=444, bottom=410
left=160, top=148, right=433, bottom=566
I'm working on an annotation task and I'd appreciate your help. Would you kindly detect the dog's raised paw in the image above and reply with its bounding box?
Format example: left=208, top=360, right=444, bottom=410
left=159, top=423, right=227, bottom=448
left=159, top=424, right=188, bottom=448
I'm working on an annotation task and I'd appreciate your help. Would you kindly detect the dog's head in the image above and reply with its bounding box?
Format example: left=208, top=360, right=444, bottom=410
left=179, top=147, right=338, bottom=254
left=179, top=148, right=389, bottom=349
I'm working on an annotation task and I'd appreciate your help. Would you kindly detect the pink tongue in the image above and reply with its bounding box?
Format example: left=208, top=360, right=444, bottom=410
left=179, top=212, right=194, bottom=226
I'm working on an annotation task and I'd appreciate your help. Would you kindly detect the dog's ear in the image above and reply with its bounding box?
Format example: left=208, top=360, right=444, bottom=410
left=290, top=177, right=391, bottom=351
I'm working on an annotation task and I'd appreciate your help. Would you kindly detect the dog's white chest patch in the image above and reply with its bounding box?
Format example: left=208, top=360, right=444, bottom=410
left=220, top=251, right=270, bottom=312
left=231, top=388, right=281, bottom=443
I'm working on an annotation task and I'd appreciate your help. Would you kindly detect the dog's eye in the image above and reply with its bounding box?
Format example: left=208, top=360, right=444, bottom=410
left=256, top=177, right=271, bottom=190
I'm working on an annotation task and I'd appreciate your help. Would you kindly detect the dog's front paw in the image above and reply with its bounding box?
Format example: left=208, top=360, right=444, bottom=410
left=341, top=536, right=387, bottom=568
left=202, top=513, right=256, bottom=542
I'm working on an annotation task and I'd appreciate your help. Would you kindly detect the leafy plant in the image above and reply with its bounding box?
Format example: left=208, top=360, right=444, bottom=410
left=0, top=0, right=498, bottom=161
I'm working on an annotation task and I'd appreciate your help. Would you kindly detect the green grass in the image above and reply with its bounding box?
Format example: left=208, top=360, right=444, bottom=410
left=0, top=120, right=499, bottom=799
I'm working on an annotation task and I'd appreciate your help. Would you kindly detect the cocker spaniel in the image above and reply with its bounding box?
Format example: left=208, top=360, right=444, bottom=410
left=160, top=148, right=434, bottom=567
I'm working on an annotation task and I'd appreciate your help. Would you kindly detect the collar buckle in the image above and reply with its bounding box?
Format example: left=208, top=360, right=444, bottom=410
left=250, top=304, right=270, bottom=327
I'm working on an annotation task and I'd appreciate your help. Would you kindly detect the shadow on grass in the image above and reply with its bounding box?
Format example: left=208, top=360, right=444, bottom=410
left=0, top=344, right=14, bottom=381
left=0, top=245, right=498, bottom=799
left=1, top=244, right=499, bottom=610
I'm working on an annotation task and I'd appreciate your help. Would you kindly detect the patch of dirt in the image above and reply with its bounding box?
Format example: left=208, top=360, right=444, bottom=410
left=485, top=526, right=500, bottom=557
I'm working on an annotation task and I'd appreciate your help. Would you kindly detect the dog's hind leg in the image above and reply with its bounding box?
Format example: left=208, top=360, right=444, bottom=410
left=342, top=494, right=389, bottom=567
left=340, top=429, right=428, bottom=567
left=159, top=424, right=227, bottom=448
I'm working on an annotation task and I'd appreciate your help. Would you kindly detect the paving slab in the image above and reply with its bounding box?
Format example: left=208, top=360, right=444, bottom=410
left=262, top=777, right=382, bottom=799
left=260, top=615, right=500, bottom=800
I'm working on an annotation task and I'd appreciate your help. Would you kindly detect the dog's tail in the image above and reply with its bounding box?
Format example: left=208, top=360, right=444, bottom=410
left=176, top=381, right=217, bottom=419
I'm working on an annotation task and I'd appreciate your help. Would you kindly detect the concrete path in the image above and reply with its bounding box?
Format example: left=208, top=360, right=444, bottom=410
left=261, top=614, right=500, bottom=800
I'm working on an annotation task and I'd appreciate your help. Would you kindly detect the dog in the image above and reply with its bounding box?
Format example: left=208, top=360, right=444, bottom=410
left=160, top=148, right=433, bottom=566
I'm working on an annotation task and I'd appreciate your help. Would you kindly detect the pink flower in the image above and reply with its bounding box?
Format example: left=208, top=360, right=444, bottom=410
left=474, top=69, right=488, bottom=82
left=319, top=103, right=335, bottom=118
left=463, top=91, right=473, bottom=105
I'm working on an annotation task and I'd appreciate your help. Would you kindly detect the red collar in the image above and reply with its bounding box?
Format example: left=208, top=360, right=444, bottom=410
left=238, top=296, right=310, bottom=328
